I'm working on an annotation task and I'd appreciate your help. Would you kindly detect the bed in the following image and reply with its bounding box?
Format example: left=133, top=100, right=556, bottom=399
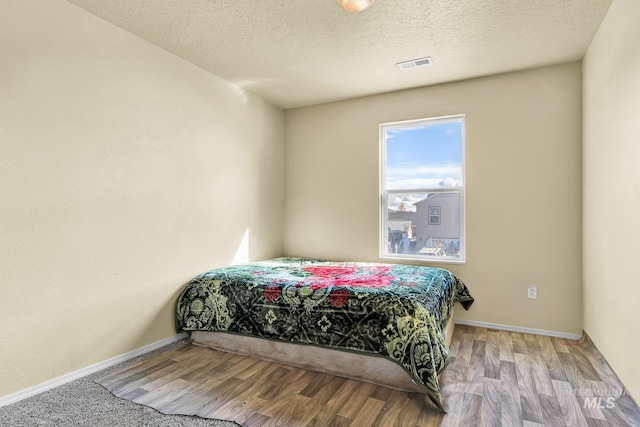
left=175, top=257, right=474, bottom=411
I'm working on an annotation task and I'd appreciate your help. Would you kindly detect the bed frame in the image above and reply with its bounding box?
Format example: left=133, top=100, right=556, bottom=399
left=190, top=308, right=456, bottom=395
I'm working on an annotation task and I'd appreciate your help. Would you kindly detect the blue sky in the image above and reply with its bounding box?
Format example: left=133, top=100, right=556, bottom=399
left=385, top=119, right=463, bottom=212
left=385, top=120, right=463, bottom=190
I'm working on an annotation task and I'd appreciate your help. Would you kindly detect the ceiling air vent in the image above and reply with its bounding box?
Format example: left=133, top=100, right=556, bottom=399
left=396, top=56, right=433, bottom=70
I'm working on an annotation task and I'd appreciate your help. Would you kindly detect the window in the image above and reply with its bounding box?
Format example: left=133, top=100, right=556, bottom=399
left=380, top=115, right=465, bottom=263
left=428, top=206, right=441, bottom=225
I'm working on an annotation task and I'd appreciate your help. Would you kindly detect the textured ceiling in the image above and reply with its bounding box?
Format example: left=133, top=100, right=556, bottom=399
left=64, top=0, right=612, bottom=109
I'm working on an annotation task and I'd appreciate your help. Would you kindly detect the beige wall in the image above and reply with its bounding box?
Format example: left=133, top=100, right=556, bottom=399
left=583, top=0, right=640, bottom=403
left=285, top=63, right=583, bottom=335
left=0, top=0, right=284, bottom=397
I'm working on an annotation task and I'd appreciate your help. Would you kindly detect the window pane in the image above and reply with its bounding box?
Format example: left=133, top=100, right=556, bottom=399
left=385, top=191, right=461, bottom=258
left=385, top=120, right=463, bottom=190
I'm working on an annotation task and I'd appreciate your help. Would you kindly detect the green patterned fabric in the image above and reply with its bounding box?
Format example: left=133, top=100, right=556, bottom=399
left=175, top=257, right=473, bottom=411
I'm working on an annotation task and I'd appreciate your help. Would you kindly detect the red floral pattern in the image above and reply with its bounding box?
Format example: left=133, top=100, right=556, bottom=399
left=263, top=285, right=281, bottom=302
left=329, top=289, right=349, bottom=307
left=304, top=265, right=395, bottom=290
left=303, top=266, right=357, bottom=277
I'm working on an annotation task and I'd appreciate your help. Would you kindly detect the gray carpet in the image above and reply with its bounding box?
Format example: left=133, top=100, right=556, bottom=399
left=0, top=340, right=240, bottom=427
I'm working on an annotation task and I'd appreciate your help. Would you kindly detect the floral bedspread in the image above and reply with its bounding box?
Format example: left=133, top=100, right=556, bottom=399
left=175, top=257, right=474, bottom=411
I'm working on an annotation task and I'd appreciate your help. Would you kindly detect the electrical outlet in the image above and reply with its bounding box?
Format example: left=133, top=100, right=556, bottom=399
left=527, top=286, right=537, bottom=299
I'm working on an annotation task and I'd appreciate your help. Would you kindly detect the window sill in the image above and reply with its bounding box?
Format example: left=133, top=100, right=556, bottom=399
left=379, top=254, right=466, bottom=265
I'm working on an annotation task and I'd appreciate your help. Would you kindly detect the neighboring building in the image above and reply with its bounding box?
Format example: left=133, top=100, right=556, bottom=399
left=387, top=193, right=460, bottom=256
left=413, top=193, right=460, bottom=255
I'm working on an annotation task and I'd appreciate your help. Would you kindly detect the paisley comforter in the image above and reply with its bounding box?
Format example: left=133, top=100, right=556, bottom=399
left=175, top=257, right=474, bottom=411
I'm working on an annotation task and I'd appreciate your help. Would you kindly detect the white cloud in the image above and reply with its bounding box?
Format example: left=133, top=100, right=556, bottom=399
left=439, top=177, right=461, bottom=187
left=386, top=177, right=462, bottom=190
left=386, top=164, right=462, bottom=190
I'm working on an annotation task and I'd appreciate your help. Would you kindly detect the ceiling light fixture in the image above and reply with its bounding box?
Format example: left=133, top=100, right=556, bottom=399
left=337, top=0, right=375, bottom=12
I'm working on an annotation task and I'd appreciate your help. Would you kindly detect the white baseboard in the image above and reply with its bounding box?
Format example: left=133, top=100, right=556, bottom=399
left=0, top=332, right=188, bottom=408
left=454, top=319, right=582, bottom=340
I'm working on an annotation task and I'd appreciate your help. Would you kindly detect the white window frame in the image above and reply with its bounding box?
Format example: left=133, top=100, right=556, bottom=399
left=379, top=114, right=466, bottom=264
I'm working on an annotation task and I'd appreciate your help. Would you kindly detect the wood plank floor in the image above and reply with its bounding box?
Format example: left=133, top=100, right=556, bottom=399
left=97, top=325, right=640, bottom=426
